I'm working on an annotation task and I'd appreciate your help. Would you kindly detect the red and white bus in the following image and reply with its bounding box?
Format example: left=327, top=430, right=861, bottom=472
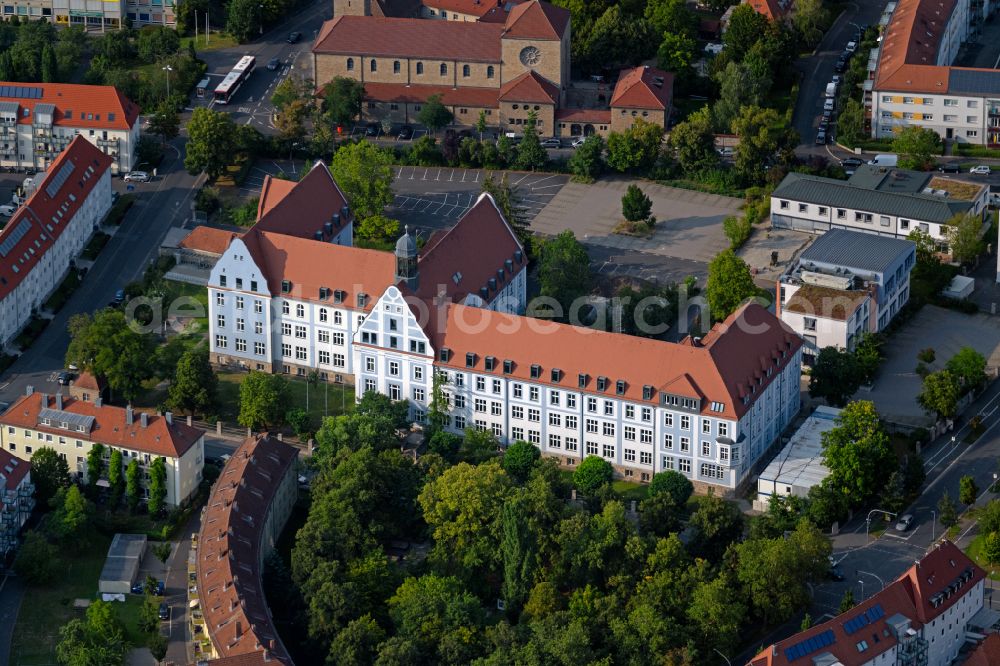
left=213, top=55, right=256, bottom=104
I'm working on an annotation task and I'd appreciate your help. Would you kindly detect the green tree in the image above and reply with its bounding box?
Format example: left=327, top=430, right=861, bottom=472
left=821, top=401, right=895, bottom=500
left=537, top=230, right=590, bottom=316
left=879, top=469, right=907, bottom=514
left=731, top=105, right=785, bottom=184
left=329, top=615, right=387, bottom=666
left=355, top=214, right=401, bottom=245
left=502, top=440, right=541, bottom=484
left=225, top=0, right=260, bottom=42
left=152, top=542, right=172, bottom=565
left=839, top=588, right=855, bottom=613
left=960, top=475, right=979, bottom=506
left=938, top=490, right=958, bottom=528
left=330, top=140, right=395, bottom=221
left=475, top=110, right=489, bottom=138
left=167, top=346, right=217, bottom=416
left=946, top=213, right=985, bottom=266
left=65, top=310, right=156, bottom=402
left=139, top=593, right=161, bottom=633
left=500, top=492, right=538, bottom=615
left=56, top=485, right=91, bottom=545
left=28, top=446, right=70, bottom=508
left=417, top=94, right=453, bottom=134
left=56, top=600, right=130, bottom=666
left=918, top=369, right=961, bottom=419
left=148, top=102, right=180, bottom=143
left=516, top=110, right=548, bottom=171
left=792, top=0, right=828, bottom=47
left=579, top=5, right=656, bottom=71
left=854, top=333, right=883, bottom=383
left=126, top=459, right=141, bottom=512
left=621, top=184, right=653, bottom=222
left=40, top=43, right=57, bottom=82
left=713, top=62, right=772, bottom=133
left=184, top=107, right=236, bottom=178
left=388, top=575, right=485, bottom=662
left=690, top=492, right=744, bottom=562
left=108, top=449, right=124, bottom=507
left=723, top=4, right=769, bottom=60
left=903, top=453, right=926, bottom=497
left=86, top=443, right=105, bottom=491
left=148, top=634, right=168, bottom=664
left=838, top=98, right=865, bottom=145
left=573, top=455, right=613, bottom=495
left=723, top=214, right=752, bottom=249
left=480, top=172, right=529, bottom=244
left=645, top=0, right=697, bottom=37
left=947, top=346, right=988, bottom=394
left=605, top=117, right=663, bottom=173
left=567, top=134, right=605, bottom=182
left=238, top=371, right=292, bottom=430
left=649, top=470, right=693, bottom=506
left=322, top=77, right=366, bottom=129
left=983, top=531, right=1000, bottom=564
left=687, top=575, right=745, bottom=657
left=706, top=249, right=757, bottom=320
left=13, top=530, right=57, bottom=584
left=892, top=126, right=941, bottom=170
left=809, top=346, right=863, bottom=407
left=801, top=613, right=813, bottom=631
left=459, top=427, right=499, bottom=464
left=657, top=31, right=698, bottom=81
left=807, top=478, right=850, bottom=528
left=669, top=105, right=717, bottom=174
left=148, top=457, right=167, bottom=516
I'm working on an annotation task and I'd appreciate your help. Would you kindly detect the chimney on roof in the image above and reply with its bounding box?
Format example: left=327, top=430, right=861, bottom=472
left=165, top=412, right=172, bottom=425
left=141, top=412, right=148, bottom=428
left=187, top=414, right=193, bottom=426
left=39, top=393, right=48, bottom=407
left=332, top=212, right=341, bottom=227
left=324, top=220, right=333, bottom=236
left=125, top=404, right=133, bottom=425
left=341, top=204, right=350, bottom=220
left=25, top=385, right=33, bottom=397
left=55, top=393, right=63, bottom=410
left=95, top=397, right=102, bottom=408
left=313, top=230, right=323, bottom=241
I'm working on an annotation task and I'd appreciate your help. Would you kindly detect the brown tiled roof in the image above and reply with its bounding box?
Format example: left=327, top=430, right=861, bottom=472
left=362, top=82, right=500, bottom=108
left=0, top=393, right=203, bottom=458
left=751, top=541, right=985, bottom=666
left=313, top=15, right=503, bottom=61
left=498, top=70, right=559, bottom=104
left=554, top=107, right=612, bottom=123
left=0, top=82, right=140, bottom=130
left=423, top=0, right=506, bottom=18
left=965, top=633, right=1000, bottom=666
left=0, top=136, right=113, bottom=302
left=0, top=448, right=29, bottom=491
left=744, top=0, right=788, bottom=20
left=610, top=66, right=674, bottom=111
left=256, top=176, right=296, bottom=219
left=71, top=371, right=105, bottom=392
left=874, top=0, right=957, bottom=93
left=241, top=229, right=396, bottom=309
left=503, top=0, right=569, bottom=40
left=179, top=227, right=241, bottom=256
left=405, top=301, right=800, bottom=418
left=202, top=652, right=286, bottom=666
left=251, top=162, right=352, bottom=241
left=412, top=193, right=524, bottom=304
left=197, top=435, right=297, bottom=666
left=783, top=284, right=870, bottom=321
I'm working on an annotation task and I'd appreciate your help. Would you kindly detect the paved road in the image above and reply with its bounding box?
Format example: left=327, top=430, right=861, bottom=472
left=0, top=139, right=204, bottom=409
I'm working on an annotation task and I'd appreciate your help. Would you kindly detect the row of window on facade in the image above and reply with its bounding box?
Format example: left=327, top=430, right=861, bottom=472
left=880, top=111, right=980, bottom=123
left=777, top=200, right=930, bottom=232
left=880, top=96, right=980, bottom=107
left=879, top=124, right=978, bottom=138
left=347, top=58, right=496, bottom=79
left=369, top=102, right=492, bottom=116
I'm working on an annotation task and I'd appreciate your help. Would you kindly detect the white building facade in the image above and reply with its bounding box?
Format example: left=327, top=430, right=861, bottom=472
left=0, top=136, right=113, bottom=350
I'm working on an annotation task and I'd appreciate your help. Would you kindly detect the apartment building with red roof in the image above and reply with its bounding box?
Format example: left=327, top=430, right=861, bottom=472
left=0, top=388, right=205, bottom=507
left=869, top=0, right=1000, bottom=146
left=743, top=0, right=793, bottom=22
left=0, top=135, right=113, bottom=351
left=749, top=540, right=988, bottom=666
left=0, top=82, right=140, bottom=174
left=0, top=447, right=33, bottom=559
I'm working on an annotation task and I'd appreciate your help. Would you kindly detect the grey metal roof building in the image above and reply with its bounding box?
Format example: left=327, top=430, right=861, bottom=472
left=799, top=228, right=916, bottom=274
left=98, top=533, right=146, bottom=595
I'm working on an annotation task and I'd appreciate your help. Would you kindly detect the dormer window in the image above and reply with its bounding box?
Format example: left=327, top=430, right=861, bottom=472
left=319, top=287, right=329, bottom=300
left=334, top=290, right=345, bottom=303
left=485, top=356, right=496, bottom=371
left=357, top=293, right=368, bottom=308
left=530, top=364, right=541, bottom=379
left=642, top=385, right=653, bottom=400
left=615, top=380, right=626, bottom=395
left=281, top=280, right=291, bottom=293
left=578, top=373, right=588, bottom=388
left=465, top=352, right=476, bottom=368
left=503, top=359, right=513, bottom=374
left=439, top=347, right=451, bottom=361
left=551, top=368, right=562, bottom=382
left=596, top=376, right=607, bottom=392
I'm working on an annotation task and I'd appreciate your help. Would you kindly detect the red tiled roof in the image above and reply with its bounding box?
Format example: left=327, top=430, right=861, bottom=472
left=498, top=70, right=559, bottom=104
left=0, top=82, right=140, bottom=130
left=610, top=66, right=674, bottom=111
left=251, top=162, right=352, bottom=241
left=202, top=652, right=286, bottom=666
left=362, top=82, right=500, bottom=108
left=179, top=227, right=241, bottom=256
left=554, top=107, right=612, bottom=123
left=313, top=15, right=503, bottom=61
left=197, top=435, right=297, bottom=666
left=241, top=229, right=397, bottom=309
left=423, top=0, right=506, bottom=19
left=71, top=371, right=106, bottom=392
left=874, top=0, right=958, bottom=93
left=256, top=176, right=296, bottom=219
left=0, top=393, right=204, bottom=459
left=965, top=633, right=1000, bottom=666
left=0, top=136, right=113, bottom=302
left=0, top=448, right=29, bottom=491
left=744, top=0, right=789, bottom=21
left=503, top=0, right=569, bottom=40
left=412, top=193, right=524, bottom=304
left=407, top=301, right=799, bottom=418
left=752, top=541, right=985, bottom=666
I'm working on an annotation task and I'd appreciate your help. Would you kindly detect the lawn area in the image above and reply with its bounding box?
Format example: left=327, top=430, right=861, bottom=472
left=182, top=31, right=240, bottom=53
left=164, top=279, right=210, bottom=335
left=556, top=470, right=649, bottom=501
left=81, top=231, right=110, bottom=260
left=216, top=371, right=356, bottom=428
left=44, top=269, right=81, bottom=313
left=964, top=531, right=1000, bottom=578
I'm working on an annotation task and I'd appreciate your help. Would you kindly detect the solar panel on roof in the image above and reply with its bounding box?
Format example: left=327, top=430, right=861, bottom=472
left=0, top=217, right=31, bottom=258
left=38, top=407, right=95, bottom=431
left=783, top=629, right=834, bottom=662
left=45, top=160, right=76, bottom=199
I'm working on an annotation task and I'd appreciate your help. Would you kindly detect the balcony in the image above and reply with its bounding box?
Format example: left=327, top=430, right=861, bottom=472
left=989, top=105, right=1000, bottom=117
left=97, top=137, right=119, bottom=147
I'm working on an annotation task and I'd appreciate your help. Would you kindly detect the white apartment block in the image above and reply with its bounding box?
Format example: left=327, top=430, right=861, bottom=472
left=771, top=166, right=987, bottom=247
left=208, top=162, right=527, bottom=382
left=0, top=389, right=205, bottom=507
left=354, top=293, right=803, bottom=493
left=0, top=136, right=113, bottom=350
left=1, top=0, right=174, bottom=27
left=777, top=229, right=916, bottom=357
left=0, top=82, right=140, bottom=174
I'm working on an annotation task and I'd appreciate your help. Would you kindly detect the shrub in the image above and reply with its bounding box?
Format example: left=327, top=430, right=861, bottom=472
left=621, top=184, right=653, bottom=223
left=723, top=214, right=752, bottom=249
left=574, top=456, right=614, bottom=495
left=195, top=186, right=221, bottom=214
left=917, top=348, right=936, bottom=364
left=104, top=194, right=135, bottom=226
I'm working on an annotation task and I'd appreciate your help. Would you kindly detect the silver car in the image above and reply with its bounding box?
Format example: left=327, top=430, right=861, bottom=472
left=895, top=514, right=914, bottom=532
left=123, top=171, right=150, bottom=183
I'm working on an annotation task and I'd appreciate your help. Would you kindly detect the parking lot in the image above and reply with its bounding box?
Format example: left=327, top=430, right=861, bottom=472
left=239, top=159, right=304, bottom=195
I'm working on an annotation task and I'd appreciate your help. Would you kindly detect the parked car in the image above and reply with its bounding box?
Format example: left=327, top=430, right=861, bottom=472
left=57, top=371, right=73, bottom=386
left=970, top=165, right=992, bottom=175
left=938, top=162, right=960, bottom=173
left=287, top=31, right=301, bottom=43
left=131, top=583, right=144, bottom=594
left=717, top=146, right=734, bottom=157
left=110, top=289, right=125, bottom=308
left=818, top=119, right=830, bottom=132
left=267, top=57, right=280, bottom=71
left=831, top=75, right=842, bottom=85
left=846, top=40, right=858, bottom=52
left=0, top=204, right=15, bottom=217
left=823, top=98, right=835, bottom=112
left=397, top=125, right=414, bottom=140
left=540, top=138, right=562, bottom=148
left=815, top=130, right=827, bottom=145
left=895, top=514, right=914, bottom=532
left=155, top=580, right=165, bottom=595
left=828, top=567, right=845, bottom=582
left=834, top=58, right=848, bottom=73
left=841, top=157, right=863, bottom=169
left=158, top=602, right=169, bottom=620
left=571, top=136, right=588, bottom=148
left=365, top=123, right=380, bottom=137
left=123, top=171, right=149, bottom=183
left=822, top=108, right=833, bottom=121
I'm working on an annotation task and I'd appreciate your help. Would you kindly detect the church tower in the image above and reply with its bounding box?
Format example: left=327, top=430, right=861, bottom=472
left=333, top=0, right=372, bottom=16
left=395, top=225, right=419, bottom=292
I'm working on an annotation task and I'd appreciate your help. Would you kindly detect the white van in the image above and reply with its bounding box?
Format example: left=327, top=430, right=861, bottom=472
left=825, top=82, right=837, bottom=98
left=868, top=154, right=898, bottom=167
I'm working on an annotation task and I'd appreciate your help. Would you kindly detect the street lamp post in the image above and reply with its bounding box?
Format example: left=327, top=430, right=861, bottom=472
left=932, top=509, right=937, bottom=542
left=259, top=5, right=264, bottom=35
left=161, top=65, right=173, bottom=100
left=713, top=648, right=732, bottom=666
left=858, top=579, right=865, bottom=601
left=865, top=509, right=897, bottom=540
left=857, top=570, right=886, bottom=590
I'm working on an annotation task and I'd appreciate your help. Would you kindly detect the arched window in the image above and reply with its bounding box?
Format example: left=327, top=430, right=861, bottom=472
left=462, top=64, right=470, bottom=77
left=393, top=60, right=400, bottom=74
left=487, top=65, right=495, bottom=79
left=440, top=63, right=447, bottom=76
left=416, top=62, right=423, bottom=74
left=346, top=58, right=354, bottom=71
left=370, top=59, right=377, bottom=72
